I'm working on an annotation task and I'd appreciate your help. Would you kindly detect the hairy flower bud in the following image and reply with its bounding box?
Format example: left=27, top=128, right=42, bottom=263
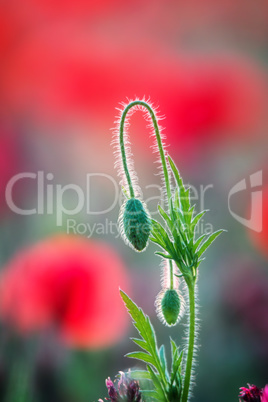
left=121, top=198, right=151, bottom=252
left=160, top=289, right=181, bottom=326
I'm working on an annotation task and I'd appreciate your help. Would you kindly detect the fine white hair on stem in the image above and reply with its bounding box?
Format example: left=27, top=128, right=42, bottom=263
left=111, top=97, right=172, bottom=205
left=155, top=260, right=186, bottom=326
left=181, top=283, right=200, bottom=400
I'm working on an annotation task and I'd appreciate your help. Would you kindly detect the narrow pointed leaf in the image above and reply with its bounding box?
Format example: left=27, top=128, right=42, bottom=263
left=180, top=187, right=190, bottom=218
left=151, top=219, right=176, bottom=257
left=158, top=205, right=173, bottom=231
left=159, top=345, right=169, bottom=380
left=155, top=252, right=173, bottom=260
left=197, top=230, right=224, bottom=257
left=171, top=351, right=183, bottom=384
left=170, top=338, right=179, bottom=366
left=168, top=156, right=184, bottom=188
left=185, top=204, right=195, bottom=226
left=190, top=210, right=207, bottom=237
left=193, top=234, right=207, bottom=253
left=174, top=350, right=183, bottom=373
left=174, top=188, right=180, bottom=210
left=147, top=365, right=167, bottom=402
left=150, top=236, right=166, bottom=249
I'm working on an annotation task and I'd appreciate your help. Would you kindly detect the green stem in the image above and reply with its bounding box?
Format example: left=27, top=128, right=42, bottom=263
left=181, top=281, right=196, bottom=402
left=119, top=100, right=172, bottom=205
left=169, top=260, right=174, bottom=289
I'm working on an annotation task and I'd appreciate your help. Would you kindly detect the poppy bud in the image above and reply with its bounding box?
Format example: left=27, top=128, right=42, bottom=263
left=121, top=198, right=151, bottom=252
left=160, top=289, right=181, bottom=326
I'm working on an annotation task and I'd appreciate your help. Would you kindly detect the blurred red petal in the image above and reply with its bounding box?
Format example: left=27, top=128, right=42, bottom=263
left=1, top=22, right=267, bottom=158
left=0, top=235, right=130, bottom=349
left=262, top=385, right=268, bottom=402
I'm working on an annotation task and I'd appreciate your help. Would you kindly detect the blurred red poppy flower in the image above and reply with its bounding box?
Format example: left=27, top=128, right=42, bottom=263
left=248, top=185, right=268, bottom=259
left=1, top=22, right=266, bottom=153
left=0, top=235, right=130, bottom=349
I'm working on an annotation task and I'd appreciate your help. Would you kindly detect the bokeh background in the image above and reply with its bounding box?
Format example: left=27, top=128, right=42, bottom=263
left=0, top=1, right=268, bottom=401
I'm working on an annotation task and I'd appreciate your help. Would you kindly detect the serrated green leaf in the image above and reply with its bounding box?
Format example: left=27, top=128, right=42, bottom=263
left=120, top=290, right=157, bottom=352
left=197, top=229, right=224, bottom=257
left=120, top=290, right=168, bottom=391
left=131, top=338, right=150, bottom=353
left=126, top=352, right=156, bottom=366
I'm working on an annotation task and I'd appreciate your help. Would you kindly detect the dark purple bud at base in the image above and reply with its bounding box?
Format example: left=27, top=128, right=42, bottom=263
left=239, top=384, right=262, bottom=402
left=100, top=372, right=143, bottom=401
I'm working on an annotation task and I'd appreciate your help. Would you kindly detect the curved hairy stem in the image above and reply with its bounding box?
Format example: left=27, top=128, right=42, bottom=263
left=119, top=100, right=172, bottom=205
